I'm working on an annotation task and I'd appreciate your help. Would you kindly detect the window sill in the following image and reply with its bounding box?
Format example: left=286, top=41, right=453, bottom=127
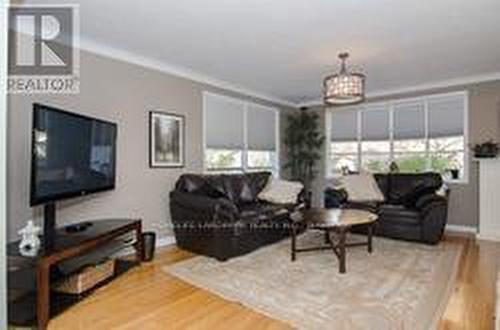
left=444, top=178, right=469, bottom=185
left=204, top=168, right=278, bottom=175
left=325, top=174, right=469, bottom=186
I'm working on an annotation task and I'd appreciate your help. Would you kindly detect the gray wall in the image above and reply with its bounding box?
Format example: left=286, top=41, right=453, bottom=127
left=8, top=49, right=499, bottom=241
left=310, top=80, right=500, bottom=227
left=7, top=49, right=293, bottom=241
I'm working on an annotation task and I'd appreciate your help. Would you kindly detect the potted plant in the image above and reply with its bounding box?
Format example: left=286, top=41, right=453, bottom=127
left=472, top=139, right=499, bottom=158
left=283, top=108, right=325, bottom=207
left=448, top=168, right=460, bottom=180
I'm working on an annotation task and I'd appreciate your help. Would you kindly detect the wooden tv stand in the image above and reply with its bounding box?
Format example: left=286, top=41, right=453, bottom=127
left=7, top=219, right=143, bottom=330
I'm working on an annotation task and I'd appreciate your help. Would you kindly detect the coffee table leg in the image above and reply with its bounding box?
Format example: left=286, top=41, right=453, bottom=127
left=338, top=228, right=347, bottom=274
left=291, top=222, right=296, bottom=262
left=367, top=223, right=373, bottom=253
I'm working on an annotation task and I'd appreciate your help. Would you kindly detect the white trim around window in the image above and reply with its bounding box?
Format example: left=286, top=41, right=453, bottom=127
left=202, top=91, right=280, bottom=175
left=325, top=91, right=469, bottom=184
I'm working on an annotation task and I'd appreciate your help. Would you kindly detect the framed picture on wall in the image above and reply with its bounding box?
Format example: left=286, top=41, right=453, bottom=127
left=149, top=111, right=185, bottom=168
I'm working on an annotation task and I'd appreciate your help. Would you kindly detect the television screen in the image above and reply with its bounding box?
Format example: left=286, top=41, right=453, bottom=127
left=31, top=104, right=117, bottom=206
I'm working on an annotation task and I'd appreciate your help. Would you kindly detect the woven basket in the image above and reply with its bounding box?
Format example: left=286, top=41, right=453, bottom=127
left=54, top=259, right=115, bottom=294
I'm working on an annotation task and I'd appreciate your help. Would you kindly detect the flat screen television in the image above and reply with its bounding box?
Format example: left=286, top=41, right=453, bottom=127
left=30, top=103, right=117, bottom=237
left=31, top=103, right=117, bottom=205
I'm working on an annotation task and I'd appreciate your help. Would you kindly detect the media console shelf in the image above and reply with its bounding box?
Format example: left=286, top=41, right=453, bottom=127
left=7, top=219, right=143, bottom=330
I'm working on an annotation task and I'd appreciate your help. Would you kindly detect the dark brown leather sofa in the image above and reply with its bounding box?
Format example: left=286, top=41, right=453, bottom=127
left=325, top=173, right=449, bottom=244
left=169, top=172, right=304, bottom=261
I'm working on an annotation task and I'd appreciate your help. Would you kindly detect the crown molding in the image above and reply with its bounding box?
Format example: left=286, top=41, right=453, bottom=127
left=297, top=71, right=500, bottom=108
left=78, top=38, right=297, bottom=108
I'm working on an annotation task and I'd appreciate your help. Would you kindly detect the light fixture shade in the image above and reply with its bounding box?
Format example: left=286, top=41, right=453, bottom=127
left=323, top=53, right=365, bottom=105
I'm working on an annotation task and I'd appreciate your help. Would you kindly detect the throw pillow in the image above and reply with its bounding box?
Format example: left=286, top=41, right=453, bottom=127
left=220, top=175, right=250, bottom=204
left=337, top=173, right=385, bottom=202
left=257, top=178, right=303, bottom=205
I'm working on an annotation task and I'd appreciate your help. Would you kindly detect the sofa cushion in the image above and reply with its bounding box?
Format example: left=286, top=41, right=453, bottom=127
left=373, top=174, right=390, bottom=200
left=239, top=203, right=290, bottom=222
left=176, top=172, right=274, bottom=205
left=176, top=174, right=225, bottom=198
left=220, top=174, right=250, bottom=204
left=204, top=175, right=228, bottom=197
left=246, top=172, right=272, bottom=196
left=229, top=172, right=272, bottom=205
left=379, top=204, right=421, bottom=225
left=385, top=173, right=442, bottom=204
left=400, top=185, right=438, bottom=208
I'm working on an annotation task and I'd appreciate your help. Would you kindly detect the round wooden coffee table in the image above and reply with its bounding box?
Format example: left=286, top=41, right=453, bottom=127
left=290, top=208, right=378, bottom=274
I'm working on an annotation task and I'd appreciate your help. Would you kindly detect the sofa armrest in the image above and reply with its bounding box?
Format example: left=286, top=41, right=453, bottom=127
left=169, top=190, right=238, bottom=223
left=296, top=188, right=310, bottom=208
left=414, top=194, right=448, bottom=211
left=324, top=188, right=348, bottom=208
left=415, top=194, right=449, bottom=244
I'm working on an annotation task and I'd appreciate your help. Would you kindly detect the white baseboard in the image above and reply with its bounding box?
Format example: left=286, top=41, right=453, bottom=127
left=156, top=235, right=176, bottom=248
left=445, top=224, right=478, bottom=234
left=476, top=233, right=500, bottom=242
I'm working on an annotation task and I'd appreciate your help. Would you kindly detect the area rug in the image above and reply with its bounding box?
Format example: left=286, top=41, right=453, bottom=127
left=164, top=232, right=462, bottom=330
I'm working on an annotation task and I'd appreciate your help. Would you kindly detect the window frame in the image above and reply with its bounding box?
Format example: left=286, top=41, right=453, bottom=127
left=325, top=91, right=469, bottom=183
left=202, top=92, right=280, bottom=175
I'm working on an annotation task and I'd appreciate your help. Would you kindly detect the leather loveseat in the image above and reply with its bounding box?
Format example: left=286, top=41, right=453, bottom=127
left=324, top=173, right=449, bottom=244
left=170, top=172, right=305, bottom=261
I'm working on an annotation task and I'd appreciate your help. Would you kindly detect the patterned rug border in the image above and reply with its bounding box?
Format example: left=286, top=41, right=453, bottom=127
left=164, top=237, right=463, bottom=330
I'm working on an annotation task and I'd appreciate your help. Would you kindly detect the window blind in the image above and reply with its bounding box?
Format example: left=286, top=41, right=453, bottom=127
left=361, top=104, right=390, bottom=141
left=247, top=104, right=277, bottom=151
left=428, top=94, right=465, bottom=138
left=393, top=101, right=426, bottom=139
left=330, top=108, right=358, bottom=142
left=205, top=93, right=245, bottom=149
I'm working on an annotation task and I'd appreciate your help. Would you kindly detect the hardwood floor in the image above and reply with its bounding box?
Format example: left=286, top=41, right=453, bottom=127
left=439, top=234, right=500, bottom=330
left=45, top=234, right=499, bottom=330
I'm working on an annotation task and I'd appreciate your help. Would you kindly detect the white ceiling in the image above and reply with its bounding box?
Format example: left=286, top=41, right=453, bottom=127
left=18, top=0, right=500, bottom=106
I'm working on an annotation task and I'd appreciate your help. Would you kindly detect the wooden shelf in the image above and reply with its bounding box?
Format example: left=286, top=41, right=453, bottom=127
left=8, top=259, right=139, bottom=327
left=7, top=219, right=143, bottom=329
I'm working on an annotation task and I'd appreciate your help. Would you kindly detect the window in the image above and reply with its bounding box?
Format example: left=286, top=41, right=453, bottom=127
left=330, top=109, right=358, bottom=173
left=392, top=100, right=428, bottom=173
left=247, top=150, right=276, bottom=169
left=361, top=105, right=391, bottom=173
left=205, top=149, right=243, bottom=170
left=203, top=92, right=279, bottom=173
left=327, top=91, right=468, bottom=182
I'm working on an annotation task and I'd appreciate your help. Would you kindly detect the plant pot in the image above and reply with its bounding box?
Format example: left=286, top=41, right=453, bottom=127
left=474, top=142, right=499, bottom=158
